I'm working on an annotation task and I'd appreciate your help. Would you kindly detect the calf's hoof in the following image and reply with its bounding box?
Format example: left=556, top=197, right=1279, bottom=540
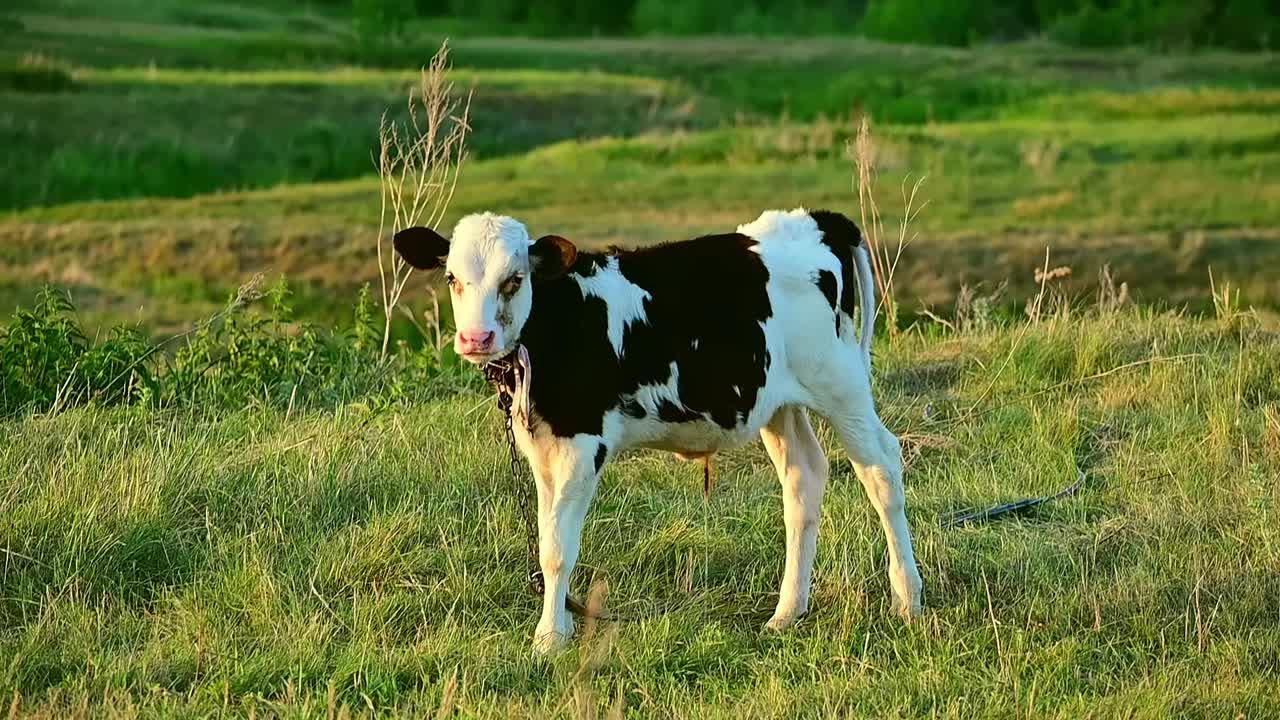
left=892, top=583, right=924, bottom=621
left=894, top=598, right=923, bottom=622
left=763, top=607, right=807, bottom=632
left=532, top=619, right=574, bottom=656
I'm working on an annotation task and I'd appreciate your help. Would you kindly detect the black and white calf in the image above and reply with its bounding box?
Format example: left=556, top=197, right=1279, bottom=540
left=395, top=209, right=923, bottom=653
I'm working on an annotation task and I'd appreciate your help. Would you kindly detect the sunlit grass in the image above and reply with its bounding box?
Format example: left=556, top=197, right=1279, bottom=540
left=4, top=109, right=1277, bottom=332
left=5, top=2, right=1280, bottom=713
left=78, top=65, right=675, bottom=96
left=1015, top=87, right=1280, bottom=120
left=2, top=310, right=1279, bottom=716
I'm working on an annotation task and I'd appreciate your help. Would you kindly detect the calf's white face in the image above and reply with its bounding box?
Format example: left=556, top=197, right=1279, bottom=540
left=393, top=212, right=576, bottom=364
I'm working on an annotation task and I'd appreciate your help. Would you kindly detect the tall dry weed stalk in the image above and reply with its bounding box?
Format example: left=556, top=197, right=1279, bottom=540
left=1026, top=248, right=1073, bottom=324
left=375, top=42, right=472, bottom=360
left=1208, top=268, right=1252, bottom=329
left=1097, top=264, right=1130, bottom=312
left=851, top=116, right=927, bottom=340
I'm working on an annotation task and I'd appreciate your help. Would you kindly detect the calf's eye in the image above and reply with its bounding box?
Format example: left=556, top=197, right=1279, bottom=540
left=500, top=275, right=524, bottom=296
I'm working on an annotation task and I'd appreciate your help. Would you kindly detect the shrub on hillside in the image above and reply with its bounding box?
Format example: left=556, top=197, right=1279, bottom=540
left=0, top=64, right=75, bottom=93
left=0, top=282, right=470, bottom=420
left=1048, top=0, right=1276, bottom=50
left=526, top=0, right=636, bottom=33
left=861, top=0, right=998, bottom=46
left=631, top=0, right=731, bottom=34
left=1, top=290, right=89, bottom=415
left=0, top=290, right=153, bottom=416
left=352, top=0, right=416, bottom=45
left=1208, top=0, right=1277, bottom=49
left=856, top=0, right=1278, bottom=49
left=1047, top=2, right=1132, bottom=47
left=440, top=0, right=1275, bottom=48
left=631, top=0, right=863, bottom=35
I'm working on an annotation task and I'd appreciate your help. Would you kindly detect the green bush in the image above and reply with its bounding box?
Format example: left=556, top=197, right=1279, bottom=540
left=0, top=290, right=153, bottom=416
left=352, top=0, right=416, bottom=45
left=1048, top=2, right=1133, bottom=47
left=448, top=0, right=529, bottom=25
left=1, top=290, right=89, bottom=415
left=632, top=0, right=728, bottom=34
left=0, top=65, right=75, bottom=93
left=526, top=0, right=636, bottom=33
left=631, top=0, right=862, bottom=35
left=0, top=282, right=471, bottom=420
left=1045, top=0, right=1276, bottom=50
left=1212, top=0, right=1277, bottom=49
left=861, top=0, right=997, bottom=47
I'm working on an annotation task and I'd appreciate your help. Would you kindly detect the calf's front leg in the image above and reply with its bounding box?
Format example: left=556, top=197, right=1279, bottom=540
left=528, top=436, right=603, bottom=654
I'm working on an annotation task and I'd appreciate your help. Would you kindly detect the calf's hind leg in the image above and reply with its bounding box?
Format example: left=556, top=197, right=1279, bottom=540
left=759, top=405, right=830, bottom=630
left=812, top=359, right=923, bottom=619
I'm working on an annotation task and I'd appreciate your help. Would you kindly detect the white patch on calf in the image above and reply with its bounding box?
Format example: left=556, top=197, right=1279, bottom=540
left=573, top=257, right=651, bottom=357
left=630, top=361, right=686, bottom=418
left=740, top=209, right=844, bottom=306
left=444, top=213, right=536, bottom=359
left=739, top=211, right=846, bottom=384
left=737, top=208, right=820, bottom=246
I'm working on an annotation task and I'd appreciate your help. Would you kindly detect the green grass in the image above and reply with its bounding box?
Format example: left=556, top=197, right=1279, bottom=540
left=78, top=66, right=672, bottom=95
left=3, top=2, right=1280, bottom=713
left=0, top=62, right=701, bottom=210
left=3, top=309, right=1280, bottom=716
left=5, top=0, right=1280, bottom=212
left=4, top=103, right=1277, bottom=332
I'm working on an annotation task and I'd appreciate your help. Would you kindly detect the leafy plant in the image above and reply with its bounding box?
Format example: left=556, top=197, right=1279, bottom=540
left=0, top=289, right=87, bottom=416
left=0, top=290, right=156, bottom=417
left=0, top=280, right=474, bottom=421
left=75, top=327, right=157, bottom=408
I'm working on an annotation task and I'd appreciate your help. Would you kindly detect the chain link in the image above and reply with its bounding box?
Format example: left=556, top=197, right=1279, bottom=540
left=487, top=352, right=660, bottom=622
left=488, top=356, right=545, bottom=597
left=505, top=399, right=545, bottom=597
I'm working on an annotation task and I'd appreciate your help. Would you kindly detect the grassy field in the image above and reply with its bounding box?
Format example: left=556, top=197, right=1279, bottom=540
left=4, top=309, right=1280, bottom=716
left=4, top=98, right=1278, bottom=332
left=3, top=0, right=1280, bottom=716
left=3, top=1, right=1279, bottom=330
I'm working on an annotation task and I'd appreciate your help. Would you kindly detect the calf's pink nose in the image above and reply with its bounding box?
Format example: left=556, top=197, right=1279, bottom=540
left=458, top=329, right=495, bottom=353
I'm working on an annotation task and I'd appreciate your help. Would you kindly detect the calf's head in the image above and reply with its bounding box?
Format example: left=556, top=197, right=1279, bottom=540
left=393, top=212, right=576, bottom=363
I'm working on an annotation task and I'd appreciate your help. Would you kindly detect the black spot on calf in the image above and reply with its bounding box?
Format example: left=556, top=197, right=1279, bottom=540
left=617, top=234, right=772, bottom=430
left=816, top=269, right=838, bottom=310
left=594, top=443, right=607, bottom=474
left=519, top=284, right=620, bottom=438
left=657, top=399, right=702, bottom=424
left=810, top=209, right=864, bottom=320
left=620, top=397, right=646, bottom=419
left=514, top=233, right=774, bottom=439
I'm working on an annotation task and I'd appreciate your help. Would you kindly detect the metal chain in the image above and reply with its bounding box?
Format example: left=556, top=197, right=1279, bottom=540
left=487, top=352, right=662, bottom=622
left=504, top=396, right=546, bottom=597
left=487, top=356, right=545, bottom=598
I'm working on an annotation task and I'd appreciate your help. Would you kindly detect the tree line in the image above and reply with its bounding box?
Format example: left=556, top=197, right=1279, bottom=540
left=342, top=0, right=1277, bottom=50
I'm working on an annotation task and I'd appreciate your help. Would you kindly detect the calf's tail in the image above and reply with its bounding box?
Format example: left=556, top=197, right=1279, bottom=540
left=853, top=242, right=876, bottom=371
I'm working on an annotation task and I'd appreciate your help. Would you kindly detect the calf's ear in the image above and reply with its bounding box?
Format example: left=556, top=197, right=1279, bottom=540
left=530, top=235, right=577, bottom=281
left=393, top=226, right=450, bottom=270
